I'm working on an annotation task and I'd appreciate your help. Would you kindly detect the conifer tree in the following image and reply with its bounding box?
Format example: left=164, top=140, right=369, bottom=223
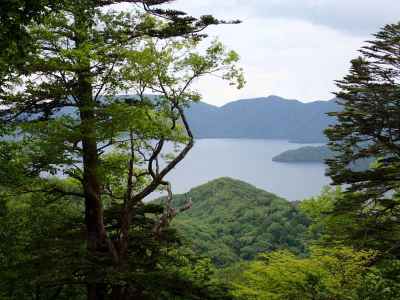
left=326, top=22, right=400, bottom=256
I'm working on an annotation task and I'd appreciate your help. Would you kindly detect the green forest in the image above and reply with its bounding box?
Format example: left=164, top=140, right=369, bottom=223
left=1, top=0, right=400, bottom=299
left=170, top=178, right=309, bottom=266
left=272, top=146, right=332, bottom=163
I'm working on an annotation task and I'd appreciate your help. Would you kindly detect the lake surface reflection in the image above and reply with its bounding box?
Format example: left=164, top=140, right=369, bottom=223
left=154, top=139, right=331, bottom=201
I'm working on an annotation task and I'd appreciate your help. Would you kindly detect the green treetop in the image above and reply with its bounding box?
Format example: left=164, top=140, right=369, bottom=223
left=0, top=1, right=244, bottom=299
left=325, top=22, right=400, bottom=257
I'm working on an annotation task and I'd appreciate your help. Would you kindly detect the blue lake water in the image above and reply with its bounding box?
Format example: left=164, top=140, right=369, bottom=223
left=158, top=139, right=331, bottom=201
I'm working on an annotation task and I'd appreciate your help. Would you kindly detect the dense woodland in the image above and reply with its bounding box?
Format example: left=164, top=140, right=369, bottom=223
left=1, top=0, right=400, bottom=299
left=170, top=178, right=309, bottom=266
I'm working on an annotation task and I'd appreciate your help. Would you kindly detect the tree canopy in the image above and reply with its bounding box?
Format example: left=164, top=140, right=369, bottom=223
left=325, top=22, right=400, bottom=258
left=0, top=0, right=243, bottom=299
left=170, top=178, right=309, bottom=266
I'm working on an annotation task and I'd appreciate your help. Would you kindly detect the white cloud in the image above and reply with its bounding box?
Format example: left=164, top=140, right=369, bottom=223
left=191, top=18, right=365, bottom=105
left=114, top=1, right=397, bottom=104
left=170, top=0, right=400, bottom=35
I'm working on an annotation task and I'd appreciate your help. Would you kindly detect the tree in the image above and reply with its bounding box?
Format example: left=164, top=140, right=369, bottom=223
left=0, top=183, right=235, bottom=300
left=231, top=247, right=376, bottom=300
left=0, top=183, right=86, bottom=299
left=0, top=0, right=62, bottom=69
left=0, top=0, right=244, bottom=299
left=0, top=0, right=226, bottom=66
left=299, top=187, right=346, bottom=243
left=325, top=22, right=400, bottom=257
left=299, top=189, right=400, bottom=300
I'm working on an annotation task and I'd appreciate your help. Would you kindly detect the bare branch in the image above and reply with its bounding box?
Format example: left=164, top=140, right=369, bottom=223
left=153, top=182, right=192, bottom=238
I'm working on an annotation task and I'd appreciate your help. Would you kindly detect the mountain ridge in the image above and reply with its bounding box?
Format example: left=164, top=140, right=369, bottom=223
left=186, top=95, right=339, bottom=143
left=170, top=177, right=309, bottom=266
left=36, top=94, right=338, bottom=143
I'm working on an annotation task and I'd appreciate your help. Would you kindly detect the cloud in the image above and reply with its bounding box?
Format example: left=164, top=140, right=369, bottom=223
left=192, top=18, right=364, bottom=105
left=113, top=1, right=395, bottom=104
left=171, top=0, right=400, bottom=36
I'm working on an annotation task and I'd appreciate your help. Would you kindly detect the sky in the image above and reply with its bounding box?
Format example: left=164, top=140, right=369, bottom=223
left=119, top=1, right=400, bottom=105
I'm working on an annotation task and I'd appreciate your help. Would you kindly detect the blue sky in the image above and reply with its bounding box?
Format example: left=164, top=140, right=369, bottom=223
left=119, top=1, right=400, bottom=105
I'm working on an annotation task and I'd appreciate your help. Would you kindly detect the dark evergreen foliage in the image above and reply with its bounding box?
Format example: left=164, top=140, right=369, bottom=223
left=325, top=22, right=400, bottom=257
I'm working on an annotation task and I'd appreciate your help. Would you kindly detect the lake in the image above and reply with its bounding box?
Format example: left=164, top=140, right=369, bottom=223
left=158, top=139, right=331, bottom=201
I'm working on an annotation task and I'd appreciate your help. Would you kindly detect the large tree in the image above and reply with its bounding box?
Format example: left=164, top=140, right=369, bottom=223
left=0, top=0, right=236, bottom=91
left=0, top=1, right=244, bottom=299
left=325, top=22, right=400, bottom=257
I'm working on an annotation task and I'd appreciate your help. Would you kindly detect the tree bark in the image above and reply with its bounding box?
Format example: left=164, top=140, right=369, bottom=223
left=78, top=72, right=108, bottom=300
left=74, top=10, right=108, bottom=298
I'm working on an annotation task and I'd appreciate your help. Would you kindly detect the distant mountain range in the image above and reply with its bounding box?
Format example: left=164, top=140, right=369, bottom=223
left=23, top=94, right=339, bottom=143
left=186, top=95, right=339, bottom=143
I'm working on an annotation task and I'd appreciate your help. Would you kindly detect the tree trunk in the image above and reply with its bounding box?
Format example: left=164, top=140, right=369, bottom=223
left=77, top=64, right=108, bottom=300
left=73, top=8, right=109, bottom=299
left=78, top=74, right=108, bottom=300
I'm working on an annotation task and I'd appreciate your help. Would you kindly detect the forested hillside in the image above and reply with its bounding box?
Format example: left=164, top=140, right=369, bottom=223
left=2, top=0, right=400, bottom=299
left=272, top=145, right=331, bottom=162
left=170, top=178, right=309, bottom=266
left=272, top=145, right=373, bottom=171
left=186, top=95, right=339, bottom=143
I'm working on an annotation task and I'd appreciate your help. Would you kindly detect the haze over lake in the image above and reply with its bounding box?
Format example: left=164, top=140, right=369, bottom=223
left=160, top=139, right=331, bottom=201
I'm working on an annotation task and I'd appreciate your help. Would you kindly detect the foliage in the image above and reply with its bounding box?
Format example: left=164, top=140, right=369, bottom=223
left=357, top=259, right=400, bottom=300
left=0, top=0, right=228, bottom=71
left=0, top=0, right=243, bottom=298
left=0, top=0, right=63, bottom=83
left=0, top=183, right=235, bottom=300
left=231, top=246, right=377, bottom=300
left=170, top=177, right=310, bottom=266
left=325, top=22, right=400, bottom=258
left=0, top=185, right=86, bottom=299
left=301, top=187, right=400, bottom=253
left=299, top=187, right=342, bottom=242
left=300, top=188, right=400, bottom=300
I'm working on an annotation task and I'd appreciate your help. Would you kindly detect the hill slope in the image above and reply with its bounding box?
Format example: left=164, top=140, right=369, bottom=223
left=186, top=95, right=339, bottom=143
left=171, top=178, right=309, bottom=266
left=272, top=145, right=373, bottom=171
left=272, top=145, right=332, bottom=162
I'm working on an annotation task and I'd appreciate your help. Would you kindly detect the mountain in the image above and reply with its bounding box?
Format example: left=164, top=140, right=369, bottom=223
left=272, top=145, right=372, bottom=171
left=186, top=95, right=340, bottom=143
left=170, top=177, right=309, bottom=266
left=272, top=145, right=333, bottom=162
left=24, top=94, right=338, bottom=143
